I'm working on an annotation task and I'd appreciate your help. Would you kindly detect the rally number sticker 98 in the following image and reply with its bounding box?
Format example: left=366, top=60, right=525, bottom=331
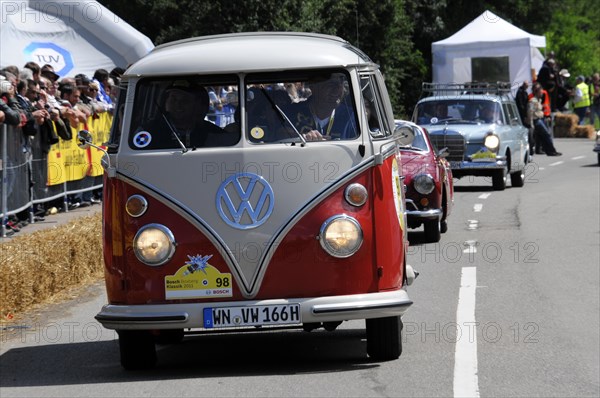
left=165, top=254, right=233, bottom=299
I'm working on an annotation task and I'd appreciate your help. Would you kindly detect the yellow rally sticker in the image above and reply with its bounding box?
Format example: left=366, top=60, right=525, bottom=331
left=165, top=254, right=232, bottom=299
left=391, top=158, right=406, bottom=231
left=250, top=126, right=265, bottom=139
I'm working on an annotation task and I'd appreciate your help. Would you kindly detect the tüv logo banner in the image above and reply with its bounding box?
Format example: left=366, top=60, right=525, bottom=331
left=23, top=42, right=74, bottom=76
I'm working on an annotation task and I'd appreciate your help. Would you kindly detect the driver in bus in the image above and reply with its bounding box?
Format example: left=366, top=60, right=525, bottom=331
left=285, top=73, right=357, bottom=141
left=136, top=80, right=238, bottom=149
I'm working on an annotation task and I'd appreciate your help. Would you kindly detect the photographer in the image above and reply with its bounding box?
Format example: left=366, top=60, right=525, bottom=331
left=0, top=77, right=23, bottom=125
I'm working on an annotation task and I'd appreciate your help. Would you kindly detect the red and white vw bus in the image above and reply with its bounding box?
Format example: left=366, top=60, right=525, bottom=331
left=88, top=32, right=416, bottom=369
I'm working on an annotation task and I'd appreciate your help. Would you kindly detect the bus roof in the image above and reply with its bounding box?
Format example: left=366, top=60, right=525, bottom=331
left=126, top=32, right=375, bottom=77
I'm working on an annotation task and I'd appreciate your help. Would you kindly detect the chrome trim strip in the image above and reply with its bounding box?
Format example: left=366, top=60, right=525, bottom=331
left=250, top=156, right=377, bottom=293
left=115, top=173, right=245, bottom=293
left=95, top=314, right=187, bottom=323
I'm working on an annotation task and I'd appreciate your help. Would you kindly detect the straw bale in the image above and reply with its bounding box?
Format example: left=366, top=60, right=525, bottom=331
left=573, top=125, right=597, bottom=139
left=0, top=213, right=103, bottom=320
left=553, top=113, right=579, bottom=137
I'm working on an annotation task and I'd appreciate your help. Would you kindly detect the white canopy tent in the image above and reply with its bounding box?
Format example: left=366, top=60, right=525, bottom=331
left=0, top=0, right=154, bottom=78
left=432, top=11, right=546, bottom=88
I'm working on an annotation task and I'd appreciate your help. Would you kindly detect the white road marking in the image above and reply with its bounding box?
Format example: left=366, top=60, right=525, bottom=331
left=463, top=240, right=478, bottom=254
left=473, top=204, right=483, bottom=212
left=549, top=161, right=564, bottom=167
left=454, top=267, right=480, bottom=398
left=478, top=193, right=492, bottom=199
left=571, top=156, right=585, bottom=160
left=539, top=167, right=545, bottom=170
left=467, top=220, right=479, bottom=230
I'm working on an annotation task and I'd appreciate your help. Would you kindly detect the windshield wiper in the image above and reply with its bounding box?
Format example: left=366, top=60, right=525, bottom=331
left=261, top=88, right=307, bottom=146
left=154, top=98, right=188, bottom=153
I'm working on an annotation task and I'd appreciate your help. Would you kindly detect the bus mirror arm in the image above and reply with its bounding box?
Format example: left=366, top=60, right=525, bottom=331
left=77, top=130, right=117, bottom=178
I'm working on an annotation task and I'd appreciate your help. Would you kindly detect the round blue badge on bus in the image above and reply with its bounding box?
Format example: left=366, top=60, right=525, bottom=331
left=133, top=131, right=152, bottom=148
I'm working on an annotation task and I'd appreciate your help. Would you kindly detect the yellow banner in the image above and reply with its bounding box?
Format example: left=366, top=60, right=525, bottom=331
left=46, top=112, right=113, bottom=185
left=47, top=121, right=67, bottom=186
left=88, top=112, right=112, bottom=177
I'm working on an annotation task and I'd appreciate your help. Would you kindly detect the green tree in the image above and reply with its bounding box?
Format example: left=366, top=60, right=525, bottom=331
left=99, top=0, right=423, bottom=116
left=545, top=1, right=600, bottom=79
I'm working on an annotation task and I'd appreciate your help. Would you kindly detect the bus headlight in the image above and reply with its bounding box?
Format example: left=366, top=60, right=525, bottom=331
left=414, top=174, right=435, bottom=195
left=133, top=224, right=176, bottom=266
left=319, top=215, right=363, bottom=258
left=484, top=134, right=500, bottom=151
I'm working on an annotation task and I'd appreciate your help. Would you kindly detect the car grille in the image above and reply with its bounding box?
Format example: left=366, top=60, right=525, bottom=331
left=429, top=132, right=465, bottom=162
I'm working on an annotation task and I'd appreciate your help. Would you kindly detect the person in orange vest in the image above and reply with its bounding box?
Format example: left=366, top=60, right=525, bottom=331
left=573, top=75, right=591, bottom=125
left=528, top=82, right=561, bottom=156
left=528, top=82, right=552, bottom=154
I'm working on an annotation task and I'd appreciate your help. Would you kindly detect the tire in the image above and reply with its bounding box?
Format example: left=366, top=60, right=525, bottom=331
left=492, top=167, right=507, bottom=191
left=510, top=170, right=525, bottom=187
left=366, top=316, right=403, bottom=360
left=423, top=219, right=441, bottom=242
left=118, top=330, right=157, bottom=370
left=440, top=219, right=448, bottom=234
left=155, top=329, right=184, bottom=345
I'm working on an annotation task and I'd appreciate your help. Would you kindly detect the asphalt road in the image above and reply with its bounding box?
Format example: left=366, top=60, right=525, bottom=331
left=1, top=138, right=598, bottom=397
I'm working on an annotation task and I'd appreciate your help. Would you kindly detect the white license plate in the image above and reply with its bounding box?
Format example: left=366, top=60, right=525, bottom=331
left=203, top=304, right=301, bottom=329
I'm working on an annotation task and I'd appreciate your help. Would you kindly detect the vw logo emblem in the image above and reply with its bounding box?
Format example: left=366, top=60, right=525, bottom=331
left=216, top=173, right=274, bottom=230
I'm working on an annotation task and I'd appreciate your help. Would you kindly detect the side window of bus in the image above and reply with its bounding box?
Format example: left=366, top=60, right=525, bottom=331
left=360, top=74, right=386, bottom=137
left=108, top=83, right=127, bottom=153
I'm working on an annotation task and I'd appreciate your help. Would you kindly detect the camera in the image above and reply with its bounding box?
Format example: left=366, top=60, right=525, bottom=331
left=0, top=79, right=13, bottom=95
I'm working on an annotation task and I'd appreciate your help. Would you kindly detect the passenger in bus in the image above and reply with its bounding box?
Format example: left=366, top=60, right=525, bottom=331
left=284, top=73, right=357, bottom=141
left=246, top=87, right=294, bottom=142
left=137, top=80, right=238, bottom=149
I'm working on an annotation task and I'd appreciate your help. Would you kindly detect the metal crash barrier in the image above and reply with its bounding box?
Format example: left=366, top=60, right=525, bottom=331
left=1, top=112, right=112, bottom=237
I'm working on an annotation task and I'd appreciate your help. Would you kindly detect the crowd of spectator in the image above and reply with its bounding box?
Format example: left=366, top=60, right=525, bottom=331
left=532, top=51, right=599, bottom=127
left=0, top=61, right=124, bottom=236
left=514, top=52, right=599, bottom=157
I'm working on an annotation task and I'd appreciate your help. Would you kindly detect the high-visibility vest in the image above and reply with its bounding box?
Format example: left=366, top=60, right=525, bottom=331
left=528, top=90, right=551, bottom=116
left=574, top=82, right=591, bottom=108
left=541, top=89, right=551, bottom=116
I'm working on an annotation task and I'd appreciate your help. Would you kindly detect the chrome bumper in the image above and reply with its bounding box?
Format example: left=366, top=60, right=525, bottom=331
left=95, top=290, right=413, bottom=330
left=450, top=157, right=507, bottom=171
left=405, top=199, right=442, bottom=221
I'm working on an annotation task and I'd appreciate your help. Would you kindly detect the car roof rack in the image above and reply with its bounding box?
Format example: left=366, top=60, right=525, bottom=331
left=421, top=82, right=514, bottom=97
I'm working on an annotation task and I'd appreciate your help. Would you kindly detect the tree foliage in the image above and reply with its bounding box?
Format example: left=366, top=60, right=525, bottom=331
left=99, top=0, right=598, bottom=117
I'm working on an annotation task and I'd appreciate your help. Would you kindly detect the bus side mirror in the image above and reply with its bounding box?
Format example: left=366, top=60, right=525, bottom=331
left=77, top=130, right=93, bottom=149
left=77, top=130, right=116, bottom=178
left=437, top=147, right=450, bottom=158
left=395, top=126, right=415, bottom=147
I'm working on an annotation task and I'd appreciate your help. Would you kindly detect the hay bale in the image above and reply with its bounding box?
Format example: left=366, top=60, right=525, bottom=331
left=573, top=125, right=597, bottom=139
left=0, top=213, right=103, bottom=320
left=553, top=113, right=579, bottom=137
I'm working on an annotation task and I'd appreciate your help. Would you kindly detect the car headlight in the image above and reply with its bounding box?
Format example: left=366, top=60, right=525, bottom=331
left=413, top=174, right=435, bottom=195
left=484, top=134, right=500, bottom=151
left=133, top=224, right=176, bottom=266
left=319, top=215, right=363, bottom=258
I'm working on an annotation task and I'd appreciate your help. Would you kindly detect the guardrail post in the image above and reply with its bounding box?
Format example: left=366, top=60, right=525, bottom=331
left=1, top=124, right=7, bottom=237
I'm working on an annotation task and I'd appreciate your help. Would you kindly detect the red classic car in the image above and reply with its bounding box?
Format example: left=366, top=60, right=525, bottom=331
left=396, top=120, right=454, bottom=242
